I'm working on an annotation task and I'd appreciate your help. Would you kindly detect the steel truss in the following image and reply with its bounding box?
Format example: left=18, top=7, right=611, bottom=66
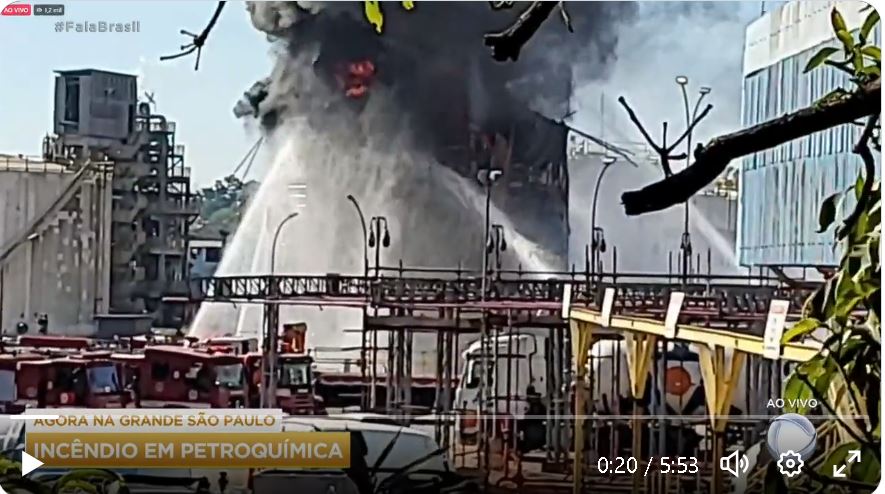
left=189, top=266, right=820, bottom=479
left=191, top=270, right=814, bottom=322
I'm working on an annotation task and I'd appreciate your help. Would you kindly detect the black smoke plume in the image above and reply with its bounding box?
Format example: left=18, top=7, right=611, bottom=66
left=236, top=1, right=639, bottom=135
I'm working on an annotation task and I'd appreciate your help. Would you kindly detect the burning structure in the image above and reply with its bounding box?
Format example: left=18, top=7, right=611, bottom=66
left=232, top=1, right=638, bottom=268
left=194, top=2, right=638, bottom=342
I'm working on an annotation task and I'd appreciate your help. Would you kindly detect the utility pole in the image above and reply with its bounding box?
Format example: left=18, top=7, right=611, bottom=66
left=261, top=211, right=300, bottom=409
left=346, top=195, right=371, bottom=409
left=369, top=216, right=391, bottom=409
left=476, top=167, right=502, bottom=479
left=590, top=155, right=617, bottom=281
left=674, top=76, right=711, bottom=286
left=260, top=183, right=306, bottom=409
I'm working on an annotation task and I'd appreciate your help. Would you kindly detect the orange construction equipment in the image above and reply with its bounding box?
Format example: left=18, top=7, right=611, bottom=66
left=243, top=352, right=323, bottom=414
left=281, top=323, right=307, bottom=354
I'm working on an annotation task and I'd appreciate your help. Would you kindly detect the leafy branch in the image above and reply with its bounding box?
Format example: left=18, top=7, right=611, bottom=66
left=773, top=7, right=882, bottom=491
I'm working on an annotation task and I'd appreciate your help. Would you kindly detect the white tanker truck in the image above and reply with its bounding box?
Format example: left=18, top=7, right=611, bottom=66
left=454, top=332, right=790, bottom=454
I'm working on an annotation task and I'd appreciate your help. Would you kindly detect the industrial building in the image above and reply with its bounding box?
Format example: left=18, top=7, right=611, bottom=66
left=188, top=238, right=225, bottom=278
left=0, top=69, right=197, bottom=336
left=738, top=0, right=880, bottom=266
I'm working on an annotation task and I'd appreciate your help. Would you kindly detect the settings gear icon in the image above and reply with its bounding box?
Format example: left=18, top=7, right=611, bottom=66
left=777, top=450, right=805, bottom=477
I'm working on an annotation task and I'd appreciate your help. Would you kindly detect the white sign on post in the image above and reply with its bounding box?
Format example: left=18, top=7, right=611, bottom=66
left=600, top=287, right=616, bottom=326
left=763, top=299, right=791, bottom=359
left=664, top=291, right=685, bottom=339
left=561, top=283, right=573, bottom=319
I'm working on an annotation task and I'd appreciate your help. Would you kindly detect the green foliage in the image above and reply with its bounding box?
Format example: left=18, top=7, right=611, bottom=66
left=192, top=175, right=258, bottom=238
left=804, top=8, right=881, bottom=84
left=860, top=10, right=880, bottom=44
left=782, top=174, right=881, bottom=488
left=781, top=318, right=822, bottom=343
left=0, top=465, right=127, bottom=494
left=0, top=460, right=49, bottom=494
left=777, top=6, right=882, bottom=492
left=52, top=470, right=127, bottom=494
left=819, top=443, right=881, bottom=484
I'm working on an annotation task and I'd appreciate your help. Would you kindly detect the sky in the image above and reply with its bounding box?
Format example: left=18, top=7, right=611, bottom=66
left=0, top=1, right=768, bottom=188
left=0, top=1, right=272, bottom=187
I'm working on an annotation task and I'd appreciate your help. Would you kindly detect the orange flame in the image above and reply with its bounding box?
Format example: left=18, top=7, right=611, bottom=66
left=336, top=60, right=376, bottom=99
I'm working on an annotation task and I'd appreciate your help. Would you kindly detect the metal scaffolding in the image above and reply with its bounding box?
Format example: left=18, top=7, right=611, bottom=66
left=188, top=254, right=823, bottom=492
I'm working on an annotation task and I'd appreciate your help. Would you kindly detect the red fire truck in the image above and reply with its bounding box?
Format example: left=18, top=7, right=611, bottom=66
left=200, top=337, right=258, bottom=356
left=16, top=357, right=130, bottom=408
left=16, top=335, right=92, bottom=352
left=0, top=353, right=44, bottom=413
left=138, top=346, right=247, bottom=408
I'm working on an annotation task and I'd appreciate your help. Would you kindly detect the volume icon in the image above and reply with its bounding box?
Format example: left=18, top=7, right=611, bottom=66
left=719, top=450, right=750, bottom=478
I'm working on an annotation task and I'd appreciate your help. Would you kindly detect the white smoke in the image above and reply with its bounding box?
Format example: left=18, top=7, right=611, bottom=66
left=192, top=63, right=556, bottom=355
left=195, top=2, right=760, bottom=362
left=567, top=2, right=759, bottom=273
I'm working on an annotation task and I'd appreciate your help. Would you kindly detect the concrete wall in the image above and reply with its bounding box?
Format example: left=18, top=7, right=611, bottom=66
left=0, top=161, right=109, bottom=335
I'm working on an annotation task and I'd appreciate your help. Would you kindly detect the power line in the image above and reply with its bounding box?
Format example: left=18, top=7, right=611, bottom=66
left=239, top=137, right=263, bottom=180
left=231, top=136, right=263, bottom=180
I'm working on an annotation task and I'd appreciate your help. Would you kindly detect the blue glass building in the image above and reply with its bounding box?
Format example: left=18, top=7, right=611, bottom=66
left=738, top=0, right=880, bottom=266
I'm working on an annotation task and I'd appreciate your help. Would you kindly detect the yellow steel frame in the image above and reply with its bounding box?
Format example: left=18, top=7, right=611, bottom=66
left=569, top=319, right=593, bottom=494
left=569, top=309, right=821, bottom=363
left=697, top=345, right=746, bottom=432
left=569, top=308, right=822, bottom=494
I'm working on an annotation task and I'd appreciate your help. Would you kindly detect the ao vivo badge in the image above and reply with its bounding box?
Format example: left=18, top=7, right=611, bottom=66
left=1, top=2, right=32, bottom=16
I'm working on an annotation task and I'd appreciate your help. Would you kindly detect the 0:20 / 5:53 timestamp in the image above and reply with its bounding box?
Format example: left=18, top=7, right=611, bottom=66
left=596, top=456, right=700, bottom=476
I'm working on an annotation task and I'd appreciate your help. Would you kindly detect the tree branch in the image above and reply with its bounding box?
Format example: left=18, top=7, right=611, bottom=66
left=840, top=114, right=880, bottom=237
left=618, top=96, right=713, bottom=178
left=484, top=1, right=558, bottom=62
left=831, top=337, right=878, bottom=448
left=668, top=104, right=714, bottom=151
left=160, top=1, right=227, bottom=71
left=621, top=77, right=881, bottom=216
left=530, top=109, right=640, bottom=166
left=618, top=96, right=662, bottom=154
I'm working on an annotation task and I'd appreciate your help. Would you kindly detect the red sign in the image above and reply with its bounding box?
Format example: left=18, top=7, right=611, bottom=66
left=1, top=3, right=32, bottom=15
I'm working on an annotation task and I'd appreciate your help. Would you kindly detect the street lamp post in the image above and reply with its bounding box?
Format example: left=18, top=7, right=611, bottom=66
left=270, top=212, right=301, bottom=274
left=476, top=167, right=502, bottom=474
left=590, top=155, right=617, bottom=281
left=486, top=223, right=506, bottom=443
left=488, top=224, right=507, bottom=272
left=261, top=211, right=301, bottom=409
left=368, top=216, right=390, bottom=277
left=368, top=216, right=392, bottom=409
left=346, top=195, right=372, bottom=409
left=675, top=76, right=711, bottom=283
left=346, top=195, right=369, bottom=277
